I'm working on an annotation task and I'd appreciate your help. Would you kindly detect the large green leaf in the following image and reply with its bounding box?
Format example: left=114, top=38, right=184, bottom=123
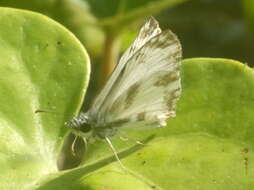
left=0, top=7, right=90, bottom=189
left=37, top=58, right=254, bottom=189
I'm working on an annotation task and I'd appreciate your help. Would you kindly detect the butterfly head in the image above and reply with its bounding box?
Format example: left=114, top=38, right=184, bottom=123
left=65, top=112, right=92, bottom=138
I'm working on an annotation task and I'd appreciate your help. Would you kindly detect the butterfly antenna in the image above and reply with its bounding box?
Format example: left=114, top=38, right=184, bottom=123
left=34, top=109, right=58, bottom=114
left=105, top=137, right=126, bottom=169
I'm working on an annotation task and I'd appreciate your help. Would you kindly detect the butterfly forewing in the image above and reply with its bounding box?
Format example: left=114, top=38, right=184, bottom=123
left=103, top=30, right=181, bottom=128
left=88, top=18, right=182, bottom=129
left=89, top=17, right=162, bottom=118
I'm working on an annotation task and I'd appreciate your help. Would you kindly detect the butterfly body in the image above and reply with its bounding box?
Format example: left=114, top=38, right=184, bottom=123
left=66, top=112, right=120, bottom=139
left=65, top=17, right=182, bottom=158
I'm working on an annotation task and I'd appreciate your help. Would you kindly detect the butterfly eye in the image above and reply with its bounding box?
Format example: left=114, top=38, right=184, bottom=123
left=79, top=123, right=91, bottom=133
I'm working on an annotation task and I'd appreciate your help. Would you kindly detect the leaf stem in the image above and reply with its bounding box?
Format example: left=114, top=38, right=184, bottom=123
left=102, top=31, right=120, bottom=82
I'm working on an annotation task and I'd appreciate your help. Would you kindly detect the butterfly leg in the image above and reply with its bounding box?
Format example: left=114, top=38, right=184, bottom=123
left=71, top=136, right=88, bottom=156
left=105, top=137, right=126, bottom=169
left=83, top=137, right=88, bottom=153
left=71, top=135, right=78, bottom=155
left=119, top=136, right=128, bottom=141
left=118, top=132, right=146, bottom=146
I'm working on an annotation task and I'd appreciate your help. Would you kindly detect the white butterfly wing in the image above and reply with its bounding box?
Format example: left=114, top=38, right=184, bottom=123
left=105, top=30, right=181, bottom=127
left=89, top=18, right=181, bottom=129
left=89, top=17, right=161, bottom=117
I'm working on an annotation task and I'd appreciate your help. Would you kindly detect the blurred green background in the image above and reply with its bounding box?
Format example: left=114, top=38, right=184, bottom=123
left=1, top=0, right=253, bottom=169
left=0, top=0, right=253, bottom=101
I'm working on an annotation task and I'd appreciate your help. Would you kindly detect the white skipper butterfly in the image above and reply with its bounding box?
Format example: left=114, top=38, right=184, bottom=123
left=65, top=17, right=182, bottom=167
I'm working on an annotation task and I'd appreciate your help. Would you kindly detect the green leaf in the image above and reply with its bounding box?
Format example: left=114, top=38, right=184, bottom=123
left=0, top=7, right=90, bottom=190
left=36, top=58, right=254, bottom=189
